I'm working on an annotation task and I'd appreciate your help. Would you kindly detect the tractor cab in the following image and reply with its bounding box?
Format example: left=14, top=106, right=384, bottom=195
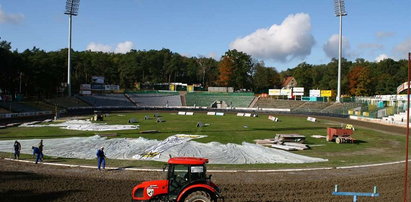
left=168, top=158, right=208, bottom=198
left=131, top=157, right=223, bottom=202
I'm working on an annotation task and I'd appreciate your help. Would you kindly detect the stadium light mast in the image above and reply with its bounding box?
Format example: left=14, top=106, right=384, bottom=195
left=334, top=0, right=347, bottom=103
left=64, top=0, right=80, bottom=97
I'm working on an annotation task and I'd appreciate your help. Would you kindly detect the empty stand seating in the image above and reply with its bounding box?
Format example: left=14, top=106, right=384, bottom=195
left=255, top=98, right=304, bottom=109
left=0, top=102, right=42, bottom=113
left=128, top=93, right=182, bottom=107
left=46, top=97, right=90, bottom=108
left=185, top=92, right=254, bottom=108
left=76, top=94, right=135, bottom=107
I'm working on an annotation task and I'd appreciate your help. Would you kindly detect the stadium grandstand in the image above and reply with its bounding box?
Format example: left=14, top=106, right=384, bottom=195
left=185, top=92, right=255, bottom=108
left=76, top=94, right=135, bottom=107
left=0, top=102, right=43, bottom=113
left=3, top=89, right=407, bottom=129
left=126, top=91, right=182, bottom=107
left=254, top=98, right=305, bottom=109
left=45, top=97, right=90, bottom=108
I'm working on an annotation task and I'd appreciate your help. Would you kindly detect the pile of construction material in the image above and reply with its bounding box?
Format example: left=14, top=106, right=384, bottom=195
left=255, top=134, right=310, bottom=151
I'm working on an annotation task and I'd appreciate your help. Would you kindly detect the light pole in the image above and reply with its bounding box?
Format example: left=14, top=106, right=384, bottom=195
left=64, top=0, right=80, bottom=97
left=334, top=0, right=347, bottom=103
left=19, top=72, right=22, bottom=94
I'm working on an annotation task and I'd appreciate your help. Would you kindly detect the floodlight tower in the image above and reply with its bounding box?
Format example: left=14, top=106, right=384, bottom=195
left=334, top=0, right=347, bottom=103
left=64, top=0, right=80, bottom=97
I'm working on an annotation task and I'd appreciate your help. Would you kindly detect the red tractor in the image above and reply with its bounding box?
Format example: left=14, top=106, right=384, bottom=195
left=131, top=157, right=223, bottom=202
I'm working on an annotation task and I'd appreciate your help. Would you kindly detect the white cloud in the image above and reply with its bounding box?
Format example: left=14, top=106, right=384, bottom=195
left=375, top=54, right=389, bottom=62
left=376, top=31, right=395, bottom=39
left=207, top=52, right=219, bottom=60
left=86, top=41, right=135, bottom=53
left=229, top=13, right=315, bottom=62
left=0, top=5, right=24, bottom=24
left=86, top=42, right=112, bottom=53
left=394, top=37, right=411, bottom=59
left=114, top=41, right=134, bottom=54
left=323, top=34, right=351, bottom=59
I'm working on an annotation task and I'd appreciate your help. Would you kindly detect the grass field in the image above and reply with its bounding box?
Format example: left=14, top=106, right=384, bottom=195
left=0, top=111, right=406, bottom=169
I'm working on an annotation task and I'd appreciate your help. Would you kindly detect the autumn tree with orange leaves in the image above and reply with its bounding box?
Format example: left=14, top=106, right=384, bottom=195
left=217, top=56, right=233, bottom=87
left=347, top=66, right=372, bottom=96
left=217, top=50, right=254, bottom=90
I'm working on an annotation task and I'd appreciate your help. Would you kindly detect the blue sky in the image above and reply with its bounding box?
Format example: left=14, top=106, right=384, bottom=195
left=1, top=0, right=410, bottom=71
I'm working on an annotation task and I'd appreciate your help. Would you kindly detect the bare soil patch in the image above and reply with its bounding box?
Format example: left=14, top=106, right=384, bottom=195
left=0, top=158, right=405, bottom=201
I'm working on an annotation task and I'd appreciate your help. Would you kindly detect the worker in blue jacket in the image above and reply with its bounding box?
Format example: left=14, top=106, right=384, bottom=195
left=14, top=140, right=21, bottom=159
left=32, top=146, right=41, bottom=164
left=96, top=147, right=106, bottom=170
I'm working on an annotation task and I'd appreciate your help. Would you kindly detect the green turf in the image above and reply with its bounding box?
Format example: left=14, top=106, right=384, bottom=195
left=0, top=112, right=406, bottom=169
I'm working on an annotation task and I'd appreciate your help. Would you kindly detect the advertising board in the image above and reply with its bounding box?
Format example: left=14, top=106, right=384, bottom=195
left=91, top=84, right=105, bottom=90
left=92, top=76, right=105, bottom=84
left=80, top=84, right=91, bottom=90
left=293, top=87, right=304, bottom=92
left=187, top=85, right=194, bottom=92
left=268, top=89, right=281, bottom=96
left=309, top=90, right=321, bottom=97
left=169, top=84, right=176, bottom=91
left=104, top=85, right=120, bottom=91
left=80, top=90, right=92, bottom=95
left=292, top=87, right=304, bottom=96
left=280, top=89, right=291, bottom=96
left=320, top=90, right=333, bottom=97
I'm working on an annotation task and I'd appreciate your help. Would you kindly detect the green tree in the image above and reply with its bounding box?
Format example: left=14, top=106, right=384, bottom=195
left=220, top=49, right=254, bottom=90
left=291, top=62, right=313, bottom=94
left=253, top=62, right=281, bottom=93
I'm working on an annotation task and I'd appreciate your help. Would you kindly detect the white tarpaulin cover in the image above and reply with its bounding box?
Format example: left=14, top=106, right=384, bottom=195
left=19, top=120, right=139, bottom=131
left=0, top=135, right=327, bottom=164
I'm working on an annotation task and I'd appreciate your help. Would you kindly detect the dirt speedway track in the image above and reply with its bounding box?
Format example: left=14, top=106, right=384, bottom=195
left=0, top=116, right=408, bottom=201
left=0, top=158, right=406, bottom=202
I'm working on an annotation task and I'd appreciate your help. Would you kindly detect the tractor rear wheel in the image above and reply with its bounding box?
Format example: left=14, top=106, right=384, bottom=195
left=336, top=137, right=342, bottom=144
left=184, top=191, right=212, bottom=202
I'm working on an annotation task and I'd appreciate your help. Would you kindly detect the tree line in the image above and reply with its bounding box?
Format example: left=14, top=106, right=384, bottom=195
left=0, top=39, right=408, bottom=99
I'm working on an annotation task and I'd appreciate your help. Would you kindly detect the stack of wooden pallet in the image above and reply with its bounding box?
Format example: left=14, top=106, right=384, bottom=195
left=254, top=134, right=310, bottom=151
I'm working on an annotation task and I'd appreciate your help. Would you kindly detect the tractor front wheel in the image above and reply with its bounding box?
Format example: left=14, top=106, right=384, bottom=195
left=184, top=191, right=212, bottom=202
left=326, top=135, right=332, bottom=142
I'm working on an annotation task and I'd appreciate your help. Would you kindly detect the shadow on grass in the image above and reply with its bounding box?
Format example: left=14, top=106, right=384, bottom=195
left=354, top=140, right=367, bottom=144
